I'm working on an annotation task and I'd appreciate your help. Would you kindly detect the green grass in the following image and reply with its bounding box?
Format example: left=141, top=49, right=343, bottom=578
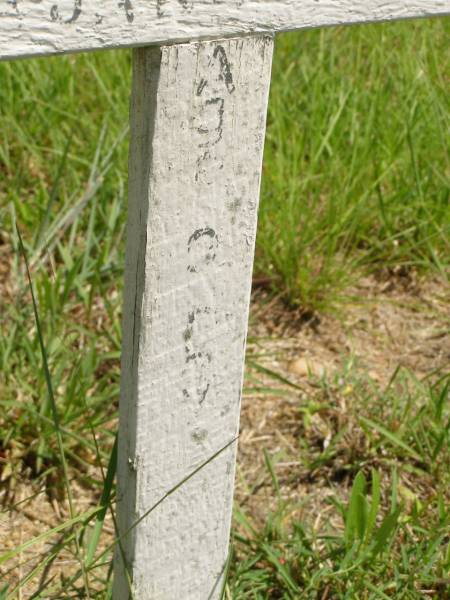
left=0, top=19, right=448, bottom=313
left=0, top=16, right=449, bottom=599
left=228, top=368, right=450, bottom=599
left=258, top=19, right=449, bottom=310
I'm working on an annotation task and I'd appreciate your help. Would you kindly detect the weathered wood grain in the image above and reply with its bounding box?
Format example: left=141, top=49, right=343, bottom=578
left=114, top=35, right=273, bottom=599
left=0, top=1, right=448, bottom=60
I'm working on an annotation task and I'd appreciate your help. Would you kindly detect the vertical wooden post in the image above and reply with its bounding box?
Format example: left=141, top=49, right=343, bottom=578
left=114, top=35, right=274, bottom=599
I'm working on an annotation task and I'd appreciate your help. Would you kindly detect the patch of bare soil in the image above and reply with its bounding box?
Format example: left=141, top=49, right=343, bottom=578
left=0, top=275, right=448, bottom=596
left=236, top=274, right=449, bottom=523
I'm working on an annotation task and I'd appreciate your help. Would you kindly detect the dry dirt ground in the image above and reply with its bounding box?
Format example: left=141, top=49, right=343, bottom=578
left=1, top=274, right=449, bottom=597
left=237, top=274, right=449, bottom=523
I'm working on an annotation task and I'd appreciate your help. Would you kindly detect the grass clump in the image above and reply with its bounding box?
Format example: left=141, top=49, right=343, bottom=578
left=257, top=19, right=449, bottom=310
left=0, top=20, right=448, bottom=316
left=228, top=369, right=450, bottom=599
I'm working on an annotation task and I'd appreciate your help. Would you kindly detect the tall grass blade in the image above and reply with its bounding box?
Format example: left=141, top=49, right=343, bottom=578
left=345, top=471, right=367, bottom=544
left=371, top=508, right=401, bottom=559
left=366, top=469, right=381, bottom=543
left=264, top=449, right=281, bottom=501
left=93, top=436, right=239, bottom=572
left=85, top=434, right=118, bottom=566
left=360, top=416, right=421, bottom=461
left=16, top=226, right=91, bottom=595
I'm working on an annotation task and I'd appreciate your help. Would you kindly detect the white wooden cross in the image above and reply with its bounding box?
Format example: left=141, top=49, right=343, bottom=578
left=1, top=1, right=448, bottom=598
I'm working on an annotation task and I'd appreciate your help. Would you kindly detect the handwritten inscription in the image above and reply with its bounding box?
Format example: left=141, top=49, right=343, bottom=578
left=0, top=0, right=245, bottom=24
left=182, top=44, right=237, bottom=420
left=194, top=44, right=235, bottom=184
left=118, top=0, right=134, bottom=22
left=187, top=228, right=218, bottom=273
left=50, top=0, right=82, bottom=23
left=183, top=306, right=213, bottom=407
left=0, top=0, right=186, bottom=23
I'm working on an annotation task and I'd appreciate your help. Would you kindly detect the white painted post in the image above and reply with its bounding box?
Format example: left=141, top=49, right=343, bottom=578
left=2, top=2, right=448, bottom=598
left=114, top=36, right=274, bottom=598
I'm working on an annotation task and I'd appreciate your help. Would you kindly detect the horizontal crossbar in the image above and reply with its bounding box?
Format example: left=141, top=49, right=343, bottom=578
left=1, top=0, right=448, bottom=61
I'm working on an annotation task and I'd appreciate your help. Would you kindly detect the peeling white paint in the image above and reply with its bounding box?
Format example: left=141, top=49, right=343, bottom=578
left=114, top=35, right=274, bottom=599
left=0, top=1, right=448, bottom=60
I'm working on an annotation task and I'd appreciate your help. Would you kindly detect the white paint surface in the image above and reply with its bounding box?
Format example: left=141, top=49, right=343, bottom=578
left=114, top=35, right=273, bottom=598
left=0, top=0, right=448, bottom=60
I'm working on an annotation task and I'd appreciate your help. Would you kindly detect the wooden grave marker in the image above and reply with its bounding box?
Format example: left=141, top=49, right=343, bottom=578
left=1, top=1, right=448, bottom=597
